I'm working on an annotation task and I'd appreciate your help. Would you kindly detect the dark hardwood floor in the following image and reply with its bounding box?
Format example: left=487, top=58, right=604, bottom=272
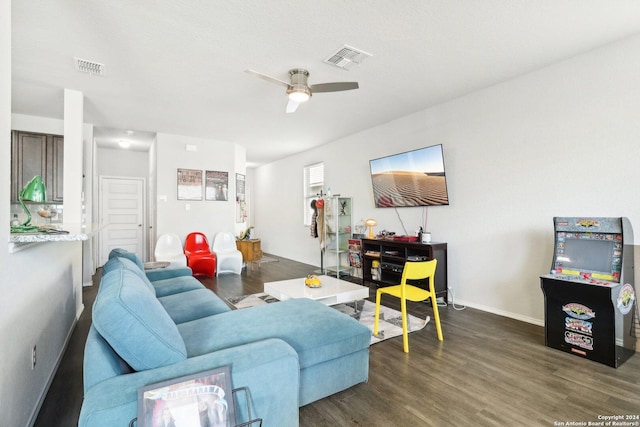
left=35, top=256, right=640, bottom=426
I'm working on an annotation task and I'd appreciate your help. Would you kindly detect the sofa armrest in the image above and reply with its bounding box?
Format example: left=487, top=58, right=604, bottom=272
left=80, top=338, right=300, bottom=427
left=145, top=265, right=193, bottom=281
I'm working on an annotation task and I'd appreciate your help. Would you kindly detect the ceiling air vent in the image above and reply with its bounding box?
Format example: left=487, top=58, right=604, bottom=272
left=323, top=45, right=372, bottom=70
left=74, top=57, right=105, bottom=76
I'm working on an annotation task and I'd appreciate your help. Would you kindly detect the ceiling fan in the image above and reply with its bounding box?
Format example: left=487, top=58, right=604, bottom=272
left=245, top=68, right=359, bottom=113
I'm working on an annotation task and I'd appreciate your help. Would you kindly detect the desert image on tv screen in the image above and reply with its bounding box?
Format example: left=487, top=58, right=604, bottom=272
left=370, top=145, right=449, bottom=208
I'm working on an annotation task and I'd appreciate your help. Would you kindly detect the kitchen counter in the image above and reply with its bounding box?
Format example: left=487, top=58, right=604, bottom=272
left=9, top=224, right=99, bottom=252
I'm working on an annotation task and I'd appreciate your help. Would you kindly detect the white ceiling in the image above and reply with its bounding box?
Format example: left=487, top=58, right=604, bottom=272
left=11, top=1, right=640, bottom=165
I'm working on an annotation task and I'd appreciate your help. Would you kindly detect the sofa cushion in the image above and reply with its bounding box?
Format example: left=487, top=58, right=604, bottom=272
left=158, top=289, right=231, bottom=323
left=151, top=275, right=206, bottom=297
left=93, top=268, right=187, bottom=371
left=145, top=264, right=193, bottom=282
left=102, top=257, right=156, bottom=295
left=108, top=248, right=145, bottom=270
left=177, top=298, right=370, bottom=369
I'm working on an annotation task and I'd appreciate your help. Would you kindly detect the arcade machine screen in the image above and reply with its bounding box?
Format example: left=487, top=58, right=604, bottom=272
left=552, top=232, right=622, bottom=283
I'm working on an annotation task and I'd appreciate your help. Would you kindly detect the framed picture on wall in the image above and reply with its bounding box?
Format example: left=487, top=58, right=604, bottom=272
left=137, top=365, right=236, bottom=427
left=205, top=170, right=229, bottom=201
left=177, top=169, right=203, bottom=200
left=236, top=173, right=247, bottom=223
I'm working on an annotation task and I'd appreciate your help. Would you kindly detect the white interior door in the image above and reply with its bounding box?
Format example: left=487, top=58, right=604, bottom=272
left=99, top=177, right=145, bottom=266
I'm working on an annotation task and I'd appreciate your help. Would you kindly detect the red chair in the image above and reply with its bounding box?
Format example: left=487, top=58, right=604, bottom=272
left=184, top=232, right=217, bottom=277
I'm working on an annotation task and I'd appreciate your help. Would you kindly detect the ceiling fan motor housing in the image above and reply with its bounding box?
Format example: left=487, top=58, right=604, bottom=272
left=287, top=69, right=312, bottom=99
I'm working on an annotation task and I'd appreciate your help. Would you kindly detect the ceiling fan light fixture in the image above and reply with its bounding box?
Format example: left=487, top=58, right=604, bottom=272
left=287, top=87, right=311, bottom=103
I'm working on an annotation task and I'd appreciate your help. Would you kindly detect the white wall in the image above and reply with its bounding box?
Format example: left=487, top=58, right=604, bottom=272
left=155, top=133, right=243, bottom=246
left=12, top=113, right=64, bottom=135
left=254, top=34, right=640, bottom=325
left=97, top=146, right=150, bottom=178
left=1, top=8, right=83, bottom=427
left=1, top=243, right=81, bottom=426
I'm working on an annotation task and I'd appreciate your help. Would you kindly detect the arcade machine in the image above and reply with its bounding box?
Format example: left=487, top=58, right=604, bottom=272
left=540, top=217, right=636, bottom=368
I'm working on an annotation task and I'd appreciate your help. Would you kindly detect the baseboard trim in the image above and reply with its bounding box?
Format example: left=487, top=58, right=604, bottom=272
left=454, top=299, right=544, bottom=327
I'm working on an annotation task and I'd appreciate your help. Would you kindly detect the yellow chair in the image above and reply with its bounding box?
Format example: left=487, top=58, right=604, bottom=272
left=373, top=259, right=443, bottom=353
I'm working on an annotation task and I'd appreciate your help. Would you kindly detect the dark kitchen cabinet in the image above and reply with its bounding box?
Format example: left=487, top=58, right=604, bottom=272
left=11, top=131, right=64, bottom=203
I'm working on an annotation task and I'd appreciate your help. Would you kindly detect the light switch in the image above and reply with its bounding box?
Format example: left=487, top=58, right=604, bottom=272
left=185, top=204, right=191, bottom=211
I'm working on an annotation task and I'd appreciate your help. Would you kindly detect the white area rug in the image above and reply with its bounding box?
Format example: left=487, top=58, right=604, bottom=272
left=226, top=293, right=430, bottom=346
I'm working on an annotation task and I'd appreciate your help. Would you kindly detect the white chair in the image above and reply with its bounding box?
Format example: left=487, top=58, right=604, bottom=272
left=212, top=231, right=243, bottom=276
left=154, top=233, right=187, bottom=267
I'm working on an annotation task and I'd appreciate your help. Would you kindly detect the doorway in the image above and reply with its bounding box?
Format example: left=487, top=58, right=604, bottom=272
left=98, top=176, right=145, bottom=266
left=93, top=127, right=156, bottom=267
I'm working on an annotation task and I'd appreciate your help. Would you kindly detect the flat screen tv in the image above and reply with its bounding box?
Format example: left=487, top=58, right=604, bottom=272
left=369, top=144, right=449, bottom=208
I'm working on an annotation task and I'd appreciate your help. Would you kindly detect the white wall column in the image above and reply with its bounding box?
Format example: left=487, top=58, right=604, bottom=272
left=63, top=89, right=84, bottom=224
left=63, top=88, right=84, bottom=314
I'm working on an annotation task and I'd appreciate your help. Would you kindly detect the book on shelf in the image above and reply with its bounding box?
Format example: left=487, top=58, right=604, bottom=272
left=349, top=252, right=362, bottom=268
left=348, top=238, right=361, bottom=252
left=348, top=239, right=362, bottom=268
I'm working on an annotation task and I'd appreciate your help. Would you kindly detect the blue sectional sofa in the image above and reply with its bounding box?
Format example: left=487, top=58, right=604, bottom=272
left=79, top=250, right=371, bottom=427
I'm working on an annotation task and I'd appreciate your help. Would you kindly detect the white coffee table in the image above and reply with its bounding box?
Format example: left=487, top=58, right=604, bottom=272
left=264, top=275, right=369, bottom=306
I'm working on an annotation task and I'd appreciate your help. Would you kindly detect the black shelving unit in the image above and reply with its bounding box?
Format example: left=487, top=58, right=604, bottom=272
left=361, top=238, right=448, bottom=301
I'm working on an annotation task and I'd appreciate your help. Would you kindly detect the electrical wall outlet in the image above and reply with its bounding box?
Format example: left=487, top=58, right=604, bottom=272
left=31, top=345, right=36, bottom=369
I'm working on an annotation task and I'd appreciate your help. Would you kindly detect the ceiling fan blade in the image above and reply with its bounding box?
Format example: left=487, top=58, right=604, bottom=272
left=245, top=69, right=291, bottom=88
left=309, top=82, right=359, bottom=93
left=286, top=99, right=300, bottom=114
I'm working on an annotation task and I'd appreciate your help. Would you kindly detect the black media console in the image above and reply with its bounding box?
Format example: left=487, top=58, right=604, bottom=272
left=361, top=238, right=448, bottom=302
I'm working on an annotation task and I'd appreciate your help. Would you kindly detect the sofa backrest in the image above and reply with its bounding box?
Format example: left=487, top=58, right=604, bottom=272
left=108, top=248, right=145, bottom=270
left=92, top=268, right=187, bottom=371
left=103, top=256, right=156, bottom=295
left=83, top=325, right=134, bottom=392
